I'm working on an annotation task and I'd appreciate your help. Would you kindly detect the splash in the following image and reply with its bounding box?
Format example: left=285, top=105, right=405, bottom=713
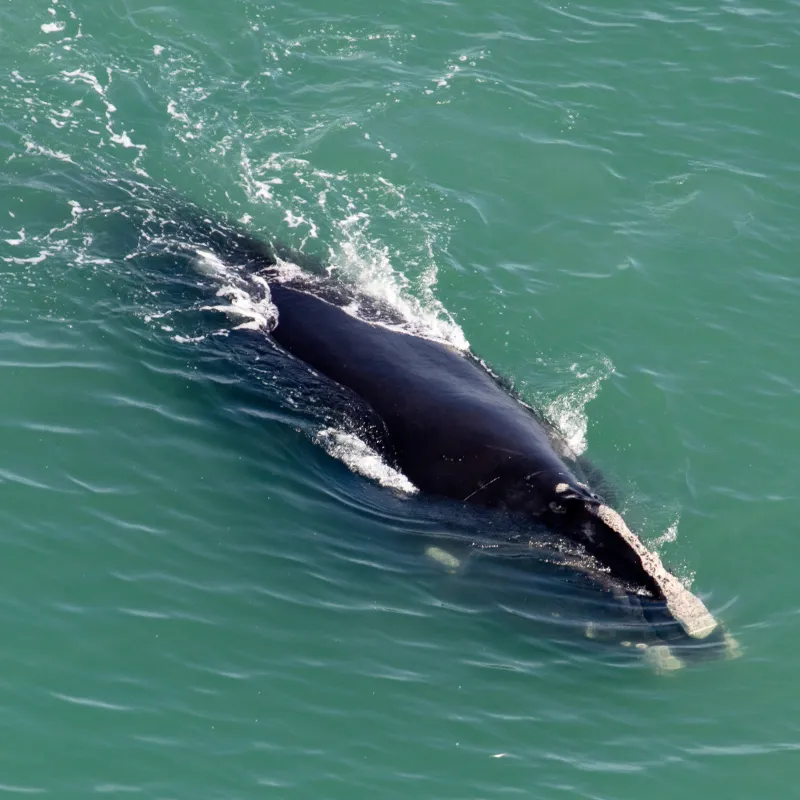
left=237, top=150, right=469, bottom=350
left=650, top=515, right=697, bottom=590
left=192, top=249, right=278, bottom=332
left=545, top=358, right=615, bottom=456
left=329, top=210, right=469, bottom=350
left=314, top=428, right=418, bottom=494
left=652, top=517, right=679, bottom=549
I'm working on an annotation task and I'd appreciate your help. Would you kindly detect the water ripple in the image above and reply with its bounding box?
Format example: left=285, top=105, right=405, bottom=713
left=1, top=0, right=799, bottom=795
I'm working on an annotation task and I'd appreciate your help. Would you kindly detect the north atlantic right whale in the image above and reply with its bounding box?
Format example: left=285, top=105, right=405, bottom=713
left=147, top=208, right=738, bottom=668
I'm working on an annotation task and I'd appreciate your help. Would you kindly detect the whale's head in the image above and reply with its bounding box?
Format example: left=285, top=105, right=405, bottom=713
left=538, top=481, right=737, bottom=663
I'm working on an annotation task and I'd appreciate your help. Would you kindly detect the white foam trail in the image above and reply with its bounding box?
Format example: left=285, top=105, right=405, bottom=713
left=198, top=284, right=275, bottom=331
left=59, top=67, right=148, bottom=175
left=5, top=228, right=26, bottom=245
left=330, top=218, right=469, bottom=350
left=192, top=249, right=278, bottom=332
left=315, top=428, right=417, bottom=494
left=191, top=248, right=229, bottom=277
left=238, top=150, right=468, bottom=350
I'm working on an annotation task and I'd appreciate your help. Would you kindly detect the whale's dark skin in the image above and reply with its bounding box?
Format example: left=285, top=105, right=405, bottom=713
left=264, top=282, right=674, bottom=598
left=269, top=285, right=581, bottom=504
left=151, top=213, right=731, bottom=660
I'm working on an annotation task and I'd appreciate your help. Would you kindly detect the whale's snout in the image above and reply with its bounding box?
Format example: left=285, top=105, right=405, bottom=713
left=576, top=501, right=742, bottom=665
left=583, top=502, right=719, bottom=640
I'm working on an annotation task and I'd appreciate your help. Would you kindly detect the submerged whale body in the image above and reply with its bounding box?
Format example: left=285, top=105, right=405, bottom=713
left=158, top=212, right=736, bottom=666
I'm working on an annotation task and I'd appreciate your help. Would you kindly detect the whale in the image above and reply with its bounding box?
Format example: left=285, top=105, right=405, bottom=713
left=149, top=209, right=737, bottom=667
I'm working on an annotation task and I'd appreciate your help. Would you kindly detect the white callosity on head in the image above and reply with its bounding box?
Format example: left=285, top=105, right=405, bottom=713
left=592, top=504, right=719, bottom=640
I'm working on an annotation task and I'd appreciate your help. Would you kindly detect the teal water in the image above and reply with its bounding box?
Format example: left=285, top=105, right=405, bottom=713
left=2, top=0, right=800, bottom=796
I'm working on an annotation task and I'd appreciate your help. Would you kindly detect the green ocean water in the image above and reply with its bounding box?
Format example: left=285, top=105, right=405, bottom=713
left=2, top=0, right=800, bottom=796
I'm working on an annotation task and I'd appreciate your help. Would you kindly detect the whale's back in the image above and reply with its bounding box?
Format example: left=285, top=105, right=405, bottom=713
left=267, top=282, right=574, bottom=502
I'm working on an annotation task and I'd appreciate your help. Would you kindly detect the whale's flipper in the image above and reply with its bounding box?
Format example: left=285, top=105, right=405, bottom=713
left=425, top=546, right=463, bottom=573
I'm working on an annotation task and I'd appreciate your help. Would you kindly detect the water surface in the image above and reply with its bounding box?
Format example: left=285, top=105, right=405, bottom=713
left=2, top=0, right=799, bottom=797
